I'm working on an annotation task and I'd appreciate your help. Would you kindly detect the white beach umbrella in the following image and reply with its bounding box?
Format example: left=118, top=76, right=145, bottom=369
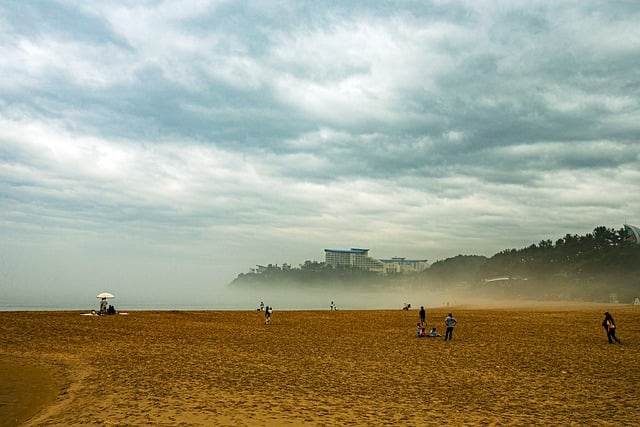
left=96, top=292, right=115, bottom=299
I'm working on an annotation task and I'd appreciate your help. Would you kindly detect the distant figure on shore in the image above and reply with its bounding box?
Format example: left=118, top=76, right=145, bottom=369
left=419, top=306, right=426, bottom=325
left=99, top=297, right=108, bottom=315
left=264, top=306, right=272, bottom=324
left=330, top=301, right=335, bottom=311
left=416, top=323, right=422, bottom=337
left=602, top=312, right=621, bottom=344
left=107, top=305, right=116, bottom=315
left=402, top=303, right=411, bottom=311
left=444, top=313, right=457, bottom=341
left=429, top=327, right=441, bottom=337
left=259, top=301, right=264, bottom=311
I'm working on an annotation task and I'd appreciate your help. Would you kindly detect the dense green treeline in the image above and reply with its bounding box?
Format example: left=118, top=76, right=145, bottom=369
left=229, top=226, right=640, bottom=302
left=230, top=261, right=386, bottom=289
left=477, top=226, right=638, bottom=279
left=417, top=226, right=639, bottom=302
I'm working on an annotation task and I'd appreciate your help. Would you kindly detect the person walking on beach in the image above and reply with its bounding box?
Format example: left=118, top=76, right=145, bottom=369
left=264, top=306, right=272, bottom=324
left=602, top=312, right=621, bottom=344
left=419, top=306, right=426, bottom=325
left=444, top=313, right=457, bottom=341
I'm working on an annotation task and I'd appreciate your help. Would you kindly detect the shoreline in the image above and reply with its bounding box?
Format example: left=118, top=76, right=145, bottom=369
left=0, top=299, right=627, bottom=313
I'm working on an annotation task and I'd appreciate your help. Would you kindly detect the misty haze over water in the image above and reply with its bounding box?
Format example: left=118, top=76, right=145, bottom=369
left=0, top=286, right=462, bottom=312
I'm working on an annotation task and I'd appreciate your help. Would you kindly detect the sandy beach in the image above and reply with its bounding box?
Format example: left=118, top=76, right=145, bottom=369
left=1, top=305, right=639, bottom=426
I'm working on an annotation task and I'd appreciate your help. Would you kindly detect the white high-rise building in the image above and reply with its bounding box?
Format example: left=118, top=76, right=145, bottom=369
left=324, top=248, right=383, bottom=272
left=324, top=249, right=428, bottom=274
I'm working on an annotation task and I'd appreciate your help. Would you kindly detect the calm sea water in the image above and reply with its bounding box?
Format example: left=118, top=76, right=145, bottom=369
left=0, top=288, right=428, bottom=311
left=0, top=299, right=407, bottom=311
left=0, top=303, right=244, bottom=311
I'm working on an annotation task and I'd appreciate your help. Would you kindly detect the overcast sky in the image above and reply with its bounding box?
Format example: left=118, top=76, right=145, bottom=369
left=1, top=1, right=639, bottom=308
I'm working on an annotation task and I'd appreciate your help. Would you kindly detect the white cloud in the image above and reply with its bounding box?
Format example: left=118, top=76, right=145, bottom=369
left=541, top=86, right=637, bottom=114
left=0, top=36, right=136, bottom=91
left=269, top=18, right=470, bottom=125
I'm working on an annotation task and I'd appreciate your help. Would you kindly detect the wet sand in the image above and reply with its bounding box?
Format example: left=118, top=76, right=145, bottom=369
left=0, top=356, right=64, bottom=426
left=1, top=306, right=639, bottom=426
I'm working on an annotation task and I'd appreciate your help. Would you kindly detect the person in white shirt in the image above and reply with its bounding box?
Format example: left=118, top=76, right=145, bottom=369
left=444, top=313, right=457, bottom=341
left=99, top=297, right=108, bottom=315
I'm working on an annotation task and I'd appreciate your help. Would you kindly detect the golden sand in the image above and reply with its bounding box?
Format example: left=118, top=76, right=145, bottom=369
left=1, top=306, right=639, bottom=426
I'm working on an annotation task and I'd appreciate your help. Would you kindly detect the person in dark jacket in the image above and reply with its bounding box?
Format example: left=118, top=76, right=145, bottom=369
left=602, top=312, right=621, bottom=344
left=419, top=306, right=426, bottom=325
left=264, top=306, right=272, bottom=324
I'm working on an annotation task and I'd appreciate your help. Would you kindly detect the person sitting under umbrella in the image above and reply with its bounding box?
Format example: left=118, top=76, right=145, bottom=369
left=96, top=293, right=115, bottom=315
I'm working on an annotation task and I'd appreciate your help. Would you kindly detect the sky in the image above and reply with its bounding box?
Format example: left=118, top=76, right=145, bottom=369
left=1, top=1, right=639, bottom=308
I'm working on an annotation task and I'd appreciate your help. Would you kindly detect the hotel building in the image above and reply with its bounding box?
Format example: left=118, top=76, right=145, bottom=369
left=324, top=249, right=429, bottom=274
left=379, top=257, right=430, bottom=274
left=324, top=248, right=384, bottom=272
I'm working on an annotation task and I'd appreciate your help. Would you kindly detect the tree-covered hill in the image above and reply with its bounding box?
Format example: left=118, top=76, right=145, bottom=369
left=230, top=261, right=388, bottom=289
left=471, top=226, right=640, bottom=301
left=229, top=226, right=640, bottom=303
